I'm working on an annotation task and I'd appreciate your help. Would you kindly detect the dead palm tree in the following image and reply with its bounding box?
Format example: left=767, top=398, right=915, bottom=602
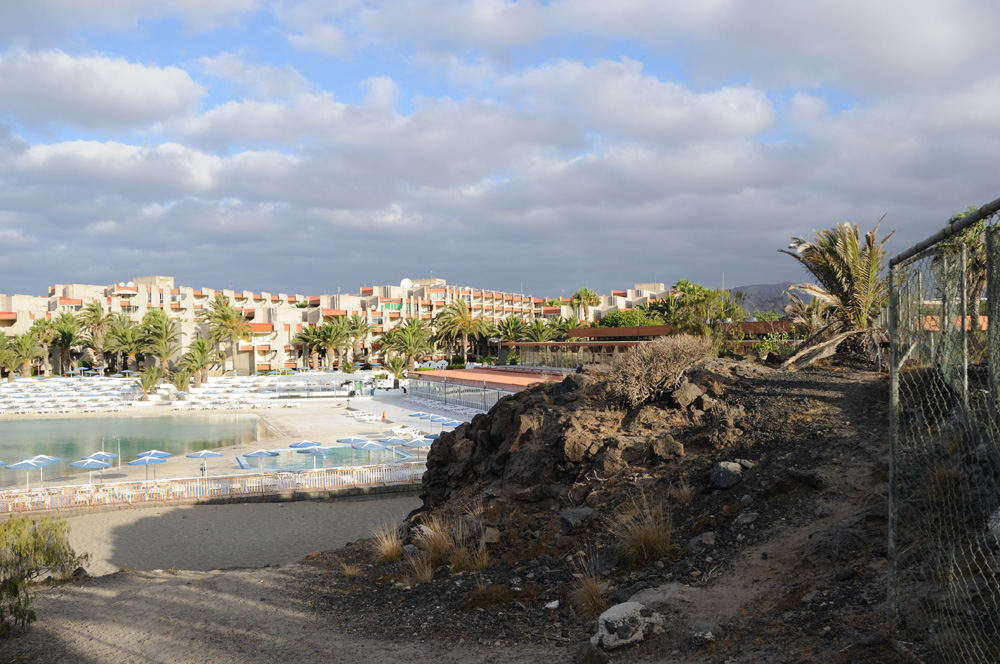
left=779, top=219, right=894, bottom=369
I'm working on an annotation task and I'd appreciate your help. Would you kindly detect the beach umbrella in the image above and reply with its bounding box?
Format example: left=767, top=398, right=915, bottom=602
left=289, top=440, right=322, bottom=449
left=30, top=455, right=61, bottom=484
left=128, top=455, right=165, bottom=481
left=402, top=437, right=432, bottom=449
left=424, top=433, right=441, bottom=440
left=297, top=446, right=334, bottom=469
left=351, top=439, right=386, bottom=464
left=244, top=449, right=278, bottom=470
left=137, top=449, right=172, bottom=459
left=186, top=449, right=224, bottom=476
left=70, top=458, right=111, bottom=484
left=84, top=451, right=118, bottom=461
left=9, top=458, right=50, bottom=489
left=379, top=437, right=409, bottom=446
left=408, top=412, right=430, bottom=419
left=336, top=436, right=368, bottom=445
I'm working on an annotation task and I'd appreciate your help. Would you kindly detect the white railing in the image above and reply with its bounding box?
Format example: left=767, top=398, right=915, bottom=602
left=0, top=463, right=425, bottom=515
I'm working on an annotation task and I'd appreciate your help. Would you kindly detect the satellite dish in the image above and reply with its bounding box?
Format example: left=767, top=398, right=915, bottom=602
left=400, top=278, right=413, bottom=289
left=126, top=281, right=134, bottom=287
left=118, top=282, right=125, bottom=287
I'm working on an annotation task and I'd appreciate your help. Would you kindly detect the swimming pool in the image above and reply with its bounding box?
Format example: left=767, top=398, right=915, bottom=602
left=240, top=446, right=410, bottom=472
left=0, top=415, right=270, bottom=487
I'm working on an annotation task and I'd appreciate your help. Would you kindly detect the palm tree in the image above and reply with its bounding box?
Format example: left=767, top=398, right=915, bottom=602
left=105, top=322, right=144, bottom=373
left=383, top=355, right=407, bottom=388
left=346, top=313, right=374, bottom=365
left=779, top=220, right=894, bottom=368
left=783, top=290, right=829, bottom=337
left=141, top=311, right=181, bottom=373
left=77, top=302, right=113, bottom=373
left=199, top=295, right=251, bottom=374
left=435, top=300, right=488, bottom=363
left=522, top=319, right=553, bottom=342
left=7, top=334, right=45, bottom=379
left=380, top=319, right=433, bottom=368
left=181, top=338, right=219, bottom=388
left=547, top=316, right=579, bottom=341
left=318, top=319, right=350, bottom=369
left=571, top=288, right=602, bottom=322
left=52, top=312, right=81, bottom=375
left=0, top=344, right=14, bottom=381
left=135, top=365, right=164, bottom=401
left=292, top=326, right=323, bottom=370
left=496, top=317, right=524, bottom=362
left=28, top=319, right=56, bottom=376
left=171, top=369, right=192, bottom=395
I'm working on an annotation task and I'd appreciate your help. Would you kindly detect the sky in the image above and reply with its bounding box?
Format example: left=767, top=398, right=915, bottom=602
left=2, top=1, right=1000, bottom=300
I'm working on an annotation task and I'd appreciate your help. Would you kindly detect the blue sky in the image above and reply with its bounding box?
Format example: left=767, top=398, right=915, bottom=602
left=2, top=1, right=1000, bottom=299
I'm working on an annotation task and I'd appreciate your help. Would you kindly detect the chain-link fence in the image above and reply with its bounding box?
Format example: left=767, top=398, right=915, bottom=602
left=889, top=197, right=1000, bottom=662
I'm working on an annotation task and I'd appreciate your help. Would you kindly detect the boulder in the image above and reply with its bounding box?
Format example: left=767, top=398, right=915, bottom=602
left=651, top=434, right=684, bottom=460
left=687, top=621, right=724, bottom=647
left=627, top=582, right=695, bottom=617
left=671, top=383, right=703, bottom=409
left=710, top=462, right=744, bottom=489
left=590, top=602, right=665, bottom=650
left=559, top=507, right=596, bottom=534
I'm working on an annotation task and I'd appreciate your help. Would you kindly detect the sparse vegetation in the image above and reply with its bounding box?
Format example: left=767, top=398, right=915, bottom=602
left=370, top=522, right=404, bottom=563
left=0, top=515, right=88, bottom=635
left=610, top=492, right=679, bottom=568
left=414, top=514, right=457, bottom=565
left=572, top=553, right=608, bottom=619
left=407, top=553, right=434, bottom=584
left=340, top=562, right=362, bottom=579
left=605, top=335, right=711, bottom=409
left=667, top=476, right=695, bottom=505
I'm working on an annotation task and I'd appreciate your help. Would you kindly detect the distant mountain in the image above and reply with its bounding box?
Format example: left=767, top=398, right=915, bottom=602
left=730, top=282, right=794, bottom=314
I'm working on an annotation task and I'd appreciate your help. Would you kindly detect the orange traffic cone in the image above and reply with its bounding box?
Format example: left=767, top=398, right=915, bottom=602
left=382, top=411, right=386, bottom=422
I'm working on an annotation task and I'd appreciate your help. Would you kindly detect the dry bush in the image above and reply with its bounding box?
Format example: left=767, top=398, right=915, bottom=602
left=415, top=514, right=457, bottom=565
left=407, top=553, right=434, bottom=584
left=605, top=335, right=711, bottom=409
left=370, top=522, right=404, bottom=563
left=340, top=562, right=362, bottom=579
left=611, top=492, right=679, bottom=567
left=667, top=476, right=695, bottom=505
left=572, top=553, right=608, bottom=619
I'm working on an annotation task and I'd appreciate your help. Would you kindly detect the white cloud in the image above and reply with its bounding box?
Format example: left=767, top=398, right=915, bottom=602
left=198, top=53, right=309, bottom=99
left=0, top=0, right=263, bottom=39
left=0, top=50, right=204, bottom=132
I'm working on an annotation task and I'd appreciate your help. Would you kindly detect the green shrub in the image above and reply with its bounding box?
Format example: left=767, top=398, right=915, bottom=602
left=605, top=335, right=711, bottom=409
left=446, top=363, right=466, bottom=370
left=1, top=515, right=88, bottom=635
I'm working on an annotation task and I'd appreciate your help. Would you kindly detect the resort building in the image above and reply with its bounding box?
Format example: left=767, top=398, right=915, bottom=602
left=0, top=276, right=671, bottom=374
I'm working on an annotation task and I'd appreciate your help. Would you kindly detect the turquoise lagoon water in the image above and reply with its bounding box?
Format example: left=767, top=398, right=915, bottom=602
left=0, top=415, right=269, bottom=487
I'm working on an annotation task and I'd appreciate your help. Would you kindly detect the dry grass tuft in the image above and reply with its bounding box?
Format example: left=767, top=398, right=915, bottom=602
left=611, top=492, right=679, bottom=567
left=462, top=582, right=512, bottom=609
left=407, top=553, right=434, bottom=584
left=370, top=521, right=404, bottom=563
left=415, top=514, right=458, bottom=565
left=572, top=553, right=608, bottom=619
left=605, top=335, right=712, bottom=409
left=340, top=562, right=363, bottom=579
left=667, top=476, right=695, bottom=505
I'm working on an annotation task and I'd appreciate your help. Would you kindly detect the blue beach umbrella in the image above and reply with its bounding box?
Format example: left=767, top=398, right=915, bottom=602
left=424, top=433, right=441, bottom=440
left=289, top=440, right=322, bottom=449
left=187, top=449, right=224, bottom=476
left=9, top=457, right=51, bottom=489
left=336, top=436, right=368, bottom=445
left=128, top=455, right=166, bottom=481
left=137, top=449, right=172, bottom=459
left=244, top=449, right=278, bottom=470
left=379, top=437, right=409, bottom=446
left=70, top=458, right=111, bottom=484
left=408, top=412, right=430, bottom=419
left=298, top=446, right=334, bottom=469
left=351, top=439, right=386, bottom=464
